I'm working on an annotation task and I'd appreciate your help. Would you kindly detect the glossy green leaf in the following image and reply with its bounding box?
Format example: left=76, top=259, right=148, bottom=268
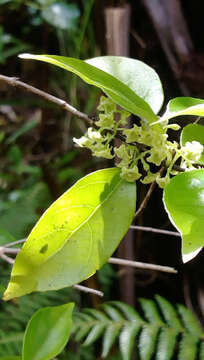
left=163, top=170, right=204, bottom=262
left=23, top=302, right=74, bottom=360
left=42, top=3, right=80, bottom=30
left=161, top=97, right=204, bottom=122
left=3, top=168, right=136, bottom=300
left=86, top=56, right=164, bottom=114
left=19, top=54, right=157, bottom=123
left=181, top=123, right=204, bottom=164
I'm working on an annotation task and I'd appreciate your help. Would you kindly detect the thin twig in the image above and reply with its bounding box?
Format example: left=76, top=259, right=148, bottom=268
left=134, top=167, right=166, bottom=219
left=0, top=253, right=14, bottom=264
left=4, top=239, right=26, bottom=248
left=130, top=225, right=180, bottom=237
left=109, top=257, right=177, bottom=273
left=0, top=246, right=19, bottom=264
left=134, top=181, right=157, bottom=219
left=0, top=74, right=93, bottom=127
left=0, top=247, right=20, bottom=254
left=73, top=284, right=104, bottom=297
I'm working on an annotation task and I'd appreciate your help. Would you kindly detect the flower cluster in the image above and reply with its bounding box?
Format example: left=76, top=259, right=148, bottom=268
left=73, top=96, right=203, bottom=188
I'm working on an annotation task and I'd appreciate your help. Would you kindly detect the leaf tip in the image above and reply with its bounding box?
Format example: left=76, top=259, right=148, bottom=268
left=18, top=53, right=34, bottom=59
left=182, top=246, right=203, bottom=263
left=2, top=289, right=12, bottom=301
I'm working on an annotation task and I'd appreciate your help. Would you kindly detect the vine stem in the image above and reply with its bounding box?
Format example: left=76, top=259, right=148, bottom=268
left=134, top=167, right=166, bottom=219
left=0, top=74, right=94, bottom=127
left=73, top=285, right=103, bottom=297
left=134, top=180, right=157, bottom=219
left=130, top=225, right=180, bottom=237
left=108, top=257, right=177, bottom=273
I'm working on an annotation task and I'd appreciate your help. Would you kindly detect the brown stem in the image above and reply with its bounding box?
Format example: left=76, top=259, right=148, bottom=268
left=108, top=257, right=177, bottom=274
left=134, top=180, right=157, bottom=219
left=0, top=74, right=94, bottom=127
left=130, top=225, right=180, bottom=237
left=73, top=285, right=104, bottom=297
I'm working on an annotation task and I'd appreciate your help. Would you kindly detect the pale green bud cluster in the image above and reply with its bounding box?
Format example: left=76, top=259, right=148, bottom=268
left=73, top=96, right=129, bottom=160
left=73, top=96, right=203, bottom=188
left=180, top=141, right=203, bottom=164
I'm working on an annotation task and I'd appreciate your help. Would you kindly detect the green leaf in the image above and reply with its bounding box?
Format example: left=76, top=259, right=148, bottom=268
left=103, top=304, right=124, bottom=321
left=119, top=323, right=141, bottom=360
left=74, top=323, right=93, bottom=343
left=0, top=284, right=5, bottom=297
left=163, top=170, right=204, bottom=262
left=0, top=357, right=21, bottom=360
left=0, top=332, right=24, bottom=345
left=3, top=168, right=136, bottom=300
left=23, top=303, right=74, bottom=360
left=178, top=334, right=198, bottom=360
left=84, top=308, right=109, bottom=321
left=0, top=229, right=16, bottom=246
left=110, top=301, right=143, bottom=322
left=156, top=328, right=178, bottom=360
left=82, top=324, right=105, bottom=346
left=42, top=3, right=80, bottom=30
left=156, top=295, right=182, bottom=330
left=181, top=123, right=204, bottom=164
left=0, top=182, right=51, bottom=239
left=161, top=97, right=204, bottom=122
left=139, top=298, right=164, bottom=324
left=200, top=341, right=204, bottom=359
left=102, top=323, right=122, bottom=358
left=139, top=325, right=158, bottom=360
left=86, top=56, right=164, bottom=114
left=6, top=119, right=39, bottom=144
left=177, top=304, right=203, bottom=336
left=19, top=54, right=157, bottom=123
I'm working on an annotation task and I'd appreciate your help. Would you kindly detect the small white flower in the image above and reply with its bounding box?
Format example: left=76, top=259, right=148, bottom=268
left=73, top=136, right=89, bottom=147
left=182, top=141, right=203, bottom=162
left=87, top=127, right=101, bottom=140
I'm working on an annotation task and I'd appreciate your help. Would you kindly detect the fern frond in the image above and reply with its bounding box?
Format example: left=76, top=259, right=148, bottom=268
left=156, top=328, right=178, bottom=360
left=178, top=334, right=199, bottom=360
left=139, top=325, right=159, bottom=360
left=139, top=298, right=163, bottom=324
left=155, top=295, right=183, bottom=330
left=177, top=304, right=203, bottom=336
left=72, top=295, right=204, bottom=360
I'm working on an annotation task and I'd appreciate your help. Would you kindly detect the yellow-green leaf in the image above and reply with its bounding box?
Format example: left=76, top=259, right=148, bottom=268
left=3, top=168, right=136, bottom=300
